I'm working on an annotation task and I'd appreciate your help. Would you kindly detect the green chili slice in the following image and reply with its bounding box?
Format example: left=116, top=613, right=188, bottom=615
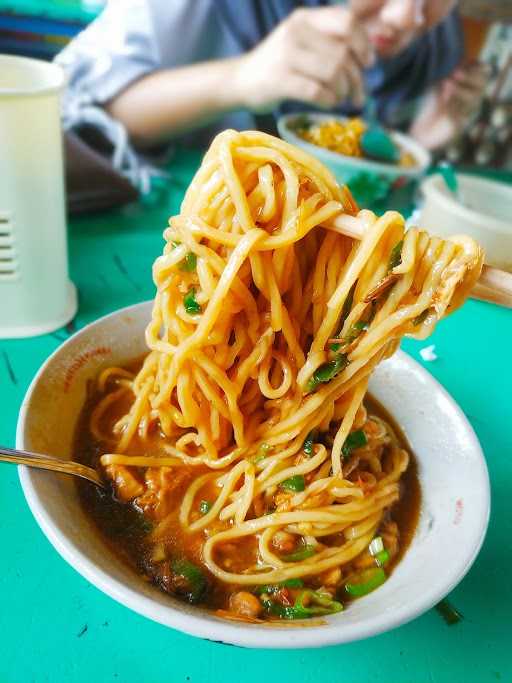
left=183, top=288, right=201, bottom=315
left=388, top=240, right=403, bottom=271
left=307, top=353, right=349, bottom=392
left=341, top=429, right=368, bottom=458
left=345, top=567, right=387, bottom=597
left=279, top=474, right=305, bottom=492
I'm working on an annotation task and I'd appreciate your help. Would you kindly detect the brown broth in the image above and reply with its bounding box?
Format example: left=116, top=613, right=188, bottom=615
left=74, top=365, right=421, bottom=618
left=364, top=394, right=421, bottom=570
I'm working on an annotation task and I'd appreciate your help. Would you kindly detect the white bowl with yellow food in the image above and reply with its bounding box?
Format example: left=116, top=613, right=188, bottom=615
left=278, top=112, right=431, bottom=206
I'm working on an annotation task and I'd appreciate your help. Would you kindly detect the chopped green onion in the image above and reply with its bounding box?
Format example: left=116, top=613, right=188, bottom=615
left=344, top=320, right=369, bottom=344
left=375, top=549, right=390, bottom=567
left=342, top=429, right=368, bottom=458
left=279, top=474, right=305, bottom=492
left=179, top=252, right=197, bottom=272
left=435, top=599, right=463, bottom=625
left=388, top=240, right=403, bottom=271
left=303, top=432, right=315, bottom=457
left=257, top=442, right=271, bottom=458
left=261, top=589, right=343, bottom=619
left=171, top=559, right=207, bottom=603
left=307, top=353, right=349, bottom=392
left=254, top=578, right=304, bottom=595
left=412, top=309, right=430, bottom=326
left=251, top=443, right=271, bottom=464
left=282, top=544, right=316, bottom=562
left=183, top=288, right=201, bottom=315
left=368, top=536, right=384, bottom=556
left=199, top=500, right=212, bottom=515
left=171, top=240, right=181, bottom=248
left=369, top=538, right=390, bottom=566
left=280, top=578, right=304, bottom=589
left=345, top=567, right=387, bottom=597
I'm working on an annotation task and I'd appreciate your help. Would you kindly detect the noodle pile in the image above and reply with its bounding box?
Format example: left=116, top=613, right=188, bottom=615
left=95, top=130, right=482, bottom=589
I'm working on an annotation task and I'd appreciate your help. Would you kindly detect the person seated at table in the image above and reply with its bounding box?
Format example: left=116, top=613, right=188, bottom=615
left=56, top=0, right=487, bottom=163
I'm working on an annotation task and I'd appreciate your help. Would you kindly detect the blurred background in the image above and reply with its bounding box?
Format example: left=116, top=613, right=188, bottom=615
left=1, top=0, right=511, bottom=170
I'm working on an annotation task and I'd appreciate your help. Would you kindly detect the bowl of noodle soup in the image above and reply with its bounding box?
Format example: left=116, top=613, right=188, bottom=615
left=17, top=300, right=489, bottom=648
left=17, top=130, right=488, bottom=647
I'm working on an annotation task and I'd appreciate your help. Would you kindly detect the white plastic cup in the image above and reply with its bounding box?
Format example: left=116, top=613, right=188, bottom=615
left=0, top=55, right=77, bottom=338
left=419, top=174, right=512, bottom=273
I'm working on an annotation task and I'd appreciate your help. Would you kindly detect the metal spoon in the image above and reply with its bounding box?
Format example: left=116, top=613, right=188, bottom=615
left=0, top=445, right=105, bottom=488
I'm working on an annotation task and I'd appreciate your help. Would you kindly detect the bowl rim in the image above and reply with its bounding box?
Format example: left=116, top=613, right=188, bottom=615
left=277, top=112, right=431, bottom=177
left=420, top=173, right=512, bottom=235
left=17, top=301, right=490, bottom=649
left=0, top=54, right=66, bottom=98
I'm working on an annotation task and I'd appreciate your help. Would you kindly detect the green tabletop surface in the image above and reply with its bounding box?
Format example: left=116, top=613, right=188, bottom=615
left=0, top=148, right=511, bottom=683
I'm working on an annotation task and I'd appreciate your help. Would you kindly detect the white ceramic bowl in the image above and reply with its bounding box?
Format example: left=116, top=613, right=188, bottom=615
left=277, top=112, right=431, bottom=206
left=17, top=302, right=490, bottom=649
left=419, top=174, right=512, bottom=272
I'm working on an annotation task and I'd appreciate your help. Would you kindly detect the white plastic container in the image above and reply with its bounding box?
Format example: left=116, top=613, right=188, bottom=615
left=0, top=55, right=76, bottom=338
left=419, top=174, right=512, bottom=273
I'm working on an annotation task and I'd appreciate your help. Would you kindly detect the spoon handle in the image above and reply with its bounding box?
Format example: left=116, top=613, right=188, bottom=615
left=0, top=446, right=104, bottom=488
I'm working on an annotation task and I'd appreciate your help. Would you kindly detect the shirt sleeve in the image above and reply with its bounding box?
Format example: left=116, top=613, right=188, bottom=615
left=55, top=0, right=160, bottom=109
left=55, top=0, right=224, bottom=111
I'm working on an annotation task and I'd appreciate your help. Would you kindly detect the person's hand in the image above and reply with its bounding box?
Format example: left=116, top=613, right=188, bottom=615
left=439, top=62, right=489, bottom=123
left=232, top=6, right=375, bottom=113
left=409, top=61, right=489, bottom=150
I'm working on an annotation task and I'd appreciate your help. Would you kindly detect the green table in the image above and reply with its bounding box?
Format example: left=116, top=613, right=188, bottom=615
left=1, top=149, right=510, bottom=683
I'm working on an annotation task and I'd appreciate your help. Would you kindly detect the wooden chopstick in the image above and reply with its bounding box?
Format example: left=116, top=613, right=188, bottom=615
left=326, top=214, right=512, bottom=308
left=471, top=281, right=512, bottom=308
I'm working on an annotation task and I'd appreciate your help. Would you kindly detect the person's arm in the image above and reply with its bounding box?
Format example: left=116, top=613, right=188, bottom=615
left=105, top=5, right=375, bottom=147
left=105, top=58, right=246, bottom=147
left=409, top=62, right=489, bottom=150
